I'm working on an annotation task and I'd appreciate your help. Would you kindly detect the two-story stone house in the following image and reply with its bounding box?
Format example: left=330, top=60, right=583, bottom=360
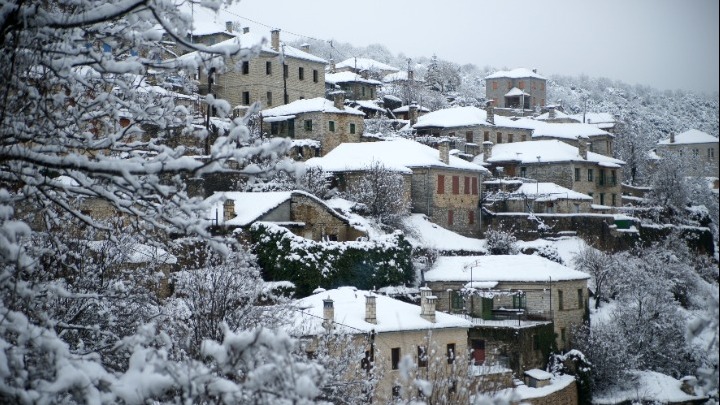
left=484, top=68, right=546, bottom=113
left=305, top=138, right=490, bottom=237
left=325, top=71, right=382, bottom=101
left=479, top=139, right=626, bottom=208
left=260, top=94, right=365, bottom=156
left=656, top=129, right=719, bottom=178
left=334, top=57, right=400, bottom=80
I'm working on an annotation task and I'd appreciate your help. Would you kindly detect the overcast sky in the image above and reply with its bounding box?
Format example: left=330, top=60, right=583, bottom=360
left=204, top=0, right=719, bottom=94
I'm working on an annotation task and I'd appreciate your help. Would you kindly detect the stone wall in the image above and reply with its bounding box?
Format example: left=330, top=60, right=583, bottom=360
left=336, top=171, right=413, bottom=213
left=532, top=134, right=614, bottom=157
left=485, top=77, right=546, bottom=109
left=468, top=323, right=555, bottom=376
left=485, top=197, right=593, bottom=214
left=415, top=125, right=534, bottom=156
left=517, top=379, right=578, bottom=405
left=288, top=194, right=365, bottom=242
left=656, top=141, right=719, bottom=177
left=261, top=110, right=364, bottom=155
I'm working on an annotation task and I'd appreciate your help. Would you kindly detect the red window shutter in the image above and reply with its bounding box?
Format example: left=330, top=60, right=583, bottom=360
left=437, top=175, right=445, bottom=194
left=472, top=177, right=478, bottom=195
left=464, top=177, right=470, bottom=194
left=452, top=176, right=459, bottom=194
left=448, top=210, right=454, bottom=225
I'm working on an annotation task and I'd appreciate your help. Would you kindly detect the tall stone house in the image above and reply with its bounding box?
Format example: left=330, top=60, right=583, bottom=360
left=484, top=68, right=547, bottom=113
left=260, top=94, right=365, bottom=156
left=479, top=139, right=626, bottom=208
left=186, top=29, right=327, bottom=109
left=656, top=129, right=719, bottom=178
left=306, top=138, right=490, bottom=237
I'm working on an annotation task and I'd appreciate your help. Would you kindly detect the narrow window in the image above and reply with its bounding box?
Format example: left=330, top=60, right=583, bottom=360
left=468, top=210, right=475, bottom=225
left=520, top=167, right=527, bottom=178
left=558, top=290, right=564, bottom=310
left=448, top=210, right=454, bottom=225
left=266, top=61, right=272, bottom=75
left=266, top=91, right=272, bottom=106
left=437, top=175, right=445, bottom=194
left=349, top=123, right=356, bottom=134
left=600, top=193, right=605, bottom=205
left=508, top=133, right=514, bottom=143
left=313, top=69, right=318, bottom=83
left=496, top=132, right=502, bottom=144
left=417, top=346, right=428, bottom=368
left=611, top=170, right=617, bottom=185
left=391, top=348, right=400, bottom=370
left=464, top=176, right=470, bottom=194
left=452, top=176, right=459, bottom=194
left=298, top=67, right=304, bottom=80
left=492, top=81, right=498, bottom=90
left=561, top=328, right=566, bottom=342
left=521, top=134, right=527, bottom=142
left=304, top=119, right=312, bottom=131
left=328, top=121, right=335, bottom=132
left=466, top=131, right=473, bottom=143
left=447, top=343, right=456, bottom=364
left=241, top=61, right=249, bottom=75
left=578, top=288, right=584, bottom=309
left=587, top=169, right=594, bottom=182
left=471, top=177, right=478, bottom=195
left=283, top=64, right=288, bottom=78
left=242, top=91, right=250, bottom=105
left=575, top=168, right=581, bottom=181
left=392, top=386, right=401, bottom=398
left=483, top=131, right=489, bottom=142
left=519, top=80, right=525, bottom=89
left=471, top=340, right=485, bottom=365
left=612, top=193, right=616, bottom=206
left=270, top=122, right=279, bottom=135
left=361, top=87, right=365, bottom=97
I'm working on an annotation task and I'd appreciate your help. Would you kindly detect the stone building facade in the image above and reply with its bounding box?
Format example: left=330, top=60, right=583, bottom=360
left=484, top=68, right=547, bottom=111
left=468, top=323, right=555, bottom=376
left=656, top=129, right=719, bottom=178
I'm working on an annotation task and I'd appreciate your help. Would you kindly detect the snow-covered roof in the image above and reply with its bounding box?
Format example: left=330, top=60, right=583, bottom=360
left=305, top=138, right=490, bottom=174
left=412, top=106, right=536, bottom=130
left=532, top=122, right=613, bottom=139
left=525, top=369, right=553, bottom=380
left=401, top=214, right=486, bottom=253
left=336, top=58, right=399, bottom=73
left=568, top=112, right=616, bottom=128
left=177, top=3, right=234, bottom=36
left=535, top=110, right=573, bottom=121
left=291, top=287, right=472, bottom=335
left=510, top=183, right=593, bottom=201
left=392, top=105, right=430, bottom=113
left=482, top=140, right=625, bottom=167
left=382, top=71, right=423, bottom=83
left=325, top=71, right=382, bottom=86
left=349, top=99, right=386, bottom=112
left=424, top=255, right=590, bottom=283
left=280, top=44, right=328, bottom=64
left=658, top=129, right=719, bottom=145
left=485, top=68, right=546, bottom=80
left=505, top=87, right=530, bottom=97
left=261, top=97, right=364, bottom=117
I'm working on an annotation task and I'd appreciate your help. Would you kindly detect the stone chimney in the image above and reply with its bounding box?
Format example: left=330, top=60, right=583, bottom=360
left=483, top=141, right=493, bottom=162
left=578, top=136, right=589, bottom=160
left=439, top=138, right=450, bottom=164
left=332, top=91, right=345, bottom=110
left=548, top=105, right=556, bottom=120
left=485, top=100, right=495, bottom=125
left=533, top=68, right=538, bottom=74
left=409, top=102, right=418, bottom=126
left=271, top=29, right=280, bottom=52
left=225, top=21, right=233, bottom=33
left=365, top=294, right=377, bottom=324
left=420, top=286, right=436, bottom=323
left=243, top=27, right=249, bottom=34
left=322, top=297, right=334, bottom=330
left=223, top=199, right=235, bottom=222
left=670, top=132, right=675, bottom=143
left=300, top=43, right=310, bottom=53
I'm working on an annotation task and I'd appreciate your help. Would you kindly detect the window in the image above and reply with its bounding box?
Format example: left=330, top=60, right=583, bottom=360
left=283, top=93, right=289, bottom=104
left=464, top=176, right=470, bottom=194
left=513, top=293, right=526, bottom=309
left=558, top=290, right=564, bottom=310
left=483, top=131, right=490, bottom=142
left=532, top=82, right=537, bottom=90
left=560, top=328, right=566, bottom=342
left=361, top=87, right=366, bottom=97
left=471, top=339, right=485, bottom=365
left=283, top=64, right=288, bottom=78
left=466, top=131, right=473, bottom=143
left=611, top=193, right=616, bottom=206
left=304, top=119, right=313, bottom=131
left=519, top=80, right=525, bottom=89
left=306, top=350, right=317, bottom=359
left=266, top=91, right=272, bottom=106
left=508, top=133, right=514, bottom=143
left=298, top=67, right=304, bottom=80
left=611, top=170, right=617, bottom=185
left=587, top=169, right=594, bottom=182
left=270, top=122, right=279, bottom=135
left=448, top=380, right=457, bottom=395
left=575, top=168, right=581, bottom=181
left=692, top=148, right=699, bottom=157
left=242, top=91, right=250, bottom=105
left=392, top=386, right=401, bottom=398
left=496, top=132, right=502, bottom=143
left=521, top=134, right=527, bottom=142
left=492, top=81, right=498, bottom=90
left=391, top=348, right=400, bottom=370
left=349, top=123, right=356, bottom=134
left=709, top=148, right=715, bottom=159
left=448, top=210, right=454, bottom=225
left=588, top=192, right=594, bottom=201
left=417, top=346, right=428, bottom=368
left=241, top=61, right=249, bottom=75
left=541, top=98, right=545, bottom=105
left=578, top=288, right=584, bottom=309
left=599, top=169, right=605, bottom=186
left=468, top=210, right=475, bottom=225
left=600, top=193, right=606, bottom=205
left=328, top=121, right=335, bottom=132
left=520, top=167, right=527, bottom=177
left=507, top=82, right=512, bottom=90
left=266, top=61, right=272, bottom=75
left=447, top=344, right=456, bottom=364
left=313, top=69, right=318, bottom=82
left=471, top=177, right=478, bottom=195
left=540, top=83, right=545, bottom=90
left=437, top=175, right=445, bottom=194
left=452, top=176, right=459, bottom=194
left=451, top=290, right=464, bottom=311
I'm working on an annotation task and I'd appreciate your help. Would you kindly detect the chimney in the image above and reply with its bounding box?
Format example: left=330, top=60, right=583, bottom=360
left=242, top=27, right=249, bottom=34
left=485, top=100, right=495, bottom=125
left=271, top=29, right=280, bottom=52
left=409, top=102, right=418, bottom=126
left=532, top=68, right=537, bottom=74
left=420, top=286, right=436, bottom=323
left=670, top=132, right=675, bottom=143
left=225, top=21, right=233, bottom=33
left=223, top=199, right=235, bottom=222
left=548, top=105, right=556, bottom=120
left=483, top=141, right=493, bottom=162
left=408, top=70, right=414, bottom=82
left=365, top=294, right=377, bottom=324
left=578, top=136, right=588, bottom=160
left=332, top=91, right=345, bottom=110
left=330, top=58, right=336, bottom=73
left=439, top=138, right=450, bottom=164
left=300, top=43, right=310, bottom=53
left=322, top=297, right=334, bottom=330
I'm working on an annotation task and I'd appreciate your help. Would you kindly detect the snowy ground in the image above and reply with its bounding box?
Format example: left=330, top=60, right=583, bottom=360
left=593, top=370, right=706, bottom=404
left=401, top=214, right=486, bottom=253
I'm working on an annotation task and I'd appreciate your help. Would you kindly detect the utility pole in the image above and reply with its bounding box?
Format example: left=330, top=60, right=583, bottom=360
left=205, top=67, right=216, bottom=155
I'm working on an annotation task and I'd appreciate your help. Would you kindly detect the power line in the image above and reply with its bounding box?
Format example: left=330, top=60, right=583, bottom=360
left=218, top=9, right=327, bottom=43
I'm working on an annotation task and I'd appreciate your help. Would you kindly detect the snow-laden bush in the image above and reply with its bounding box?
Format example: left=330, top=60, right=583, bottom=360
left=483, top=229, right=519, bottom=255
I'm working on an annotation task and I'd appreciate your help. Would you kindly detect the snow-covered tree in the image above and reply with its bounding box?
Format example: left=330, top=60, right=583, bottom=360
left=346, top=161, right=410, bottom=226
left=572, top=245, right=618, bottom=309
left=483, top=229, right=519, bottom=255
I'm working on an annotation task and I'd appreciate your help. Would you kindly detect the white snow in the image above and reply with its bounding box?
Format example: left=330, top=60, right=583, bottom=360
left=480, top=139, right=625, bottom=168
left=290, top=287, right=472, bottom=335
left=305, top=138, right=490, bottom=174
left=507, top=182, right=592, bottom=201
left=505, top=87, right=530, bottom=97
left=412, top=106, right=536, bottom=130
left=485, top=68, right=546, bottom=80
left=658, top=129, right=719, bottom=145
left=568, top=112, right=616, bottom=128
left=335, top=58, right=399, bottom=73
left=325, top=71, right=382, bottom=85
left=524, top=368, right=553, bottom=380
left=535, top=110, right=573, bottom=120
left=594, top=370, right=706, bottom=404
left=392, top=105, right=430, bottom=113
left=261, top=97, right=364, bottom=117
left=508, top=374, right=575, bottom=400
left=532, top=122, right=613, bottom=139
left=401, top=214, right=486, bottom=253
left=515, top=236, right=588, bottom=265
left=424, top=255, right=590, bottom=283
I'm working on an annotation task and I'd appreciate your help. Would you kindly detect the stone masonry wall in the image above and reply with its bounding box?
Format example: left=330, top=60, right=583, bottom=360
left=656, top=141, right=719, bottom=178
left=289, top=194, right=365, bottom=242
left=517, top=379, right=578, bottom=405
left=485, top=77, right=546, bottom=109
left=261, top=111, right=363, bottom=155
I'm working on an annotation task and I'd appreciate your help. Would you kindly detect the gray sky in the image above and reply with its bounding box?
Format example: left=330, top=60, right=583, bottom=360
left=210, top=0, right=719, bottom=94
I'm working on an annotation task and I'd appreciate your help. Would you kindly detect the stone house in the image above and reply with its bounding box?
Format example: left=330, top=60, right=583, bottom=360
left=484, top=68, right=547, bottom=113
left=325, top=71, right=382, bottom=101
left=183, top=29, right=327, bottom=109
left=656, top=129, right=719, bottom=178
left=478, top=139, right=626, bottom=208
left=483, top=180, right=594, bottom=214
left=334, top=57, right=400, bottom=80
left=305, top=138, right=490, bottom=237
left=392, top=104, right=430, bottom=121
left=260, top=94, right=365, bottom=156
left=568, top=112, right=619, bottom=133
left=290, top=287, right=474, bottom=403
left=423, top=254, right=591, bottom=352
left=205, top=190, right=366, bottom=242
left=528, top=121, right=615, bottom=157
